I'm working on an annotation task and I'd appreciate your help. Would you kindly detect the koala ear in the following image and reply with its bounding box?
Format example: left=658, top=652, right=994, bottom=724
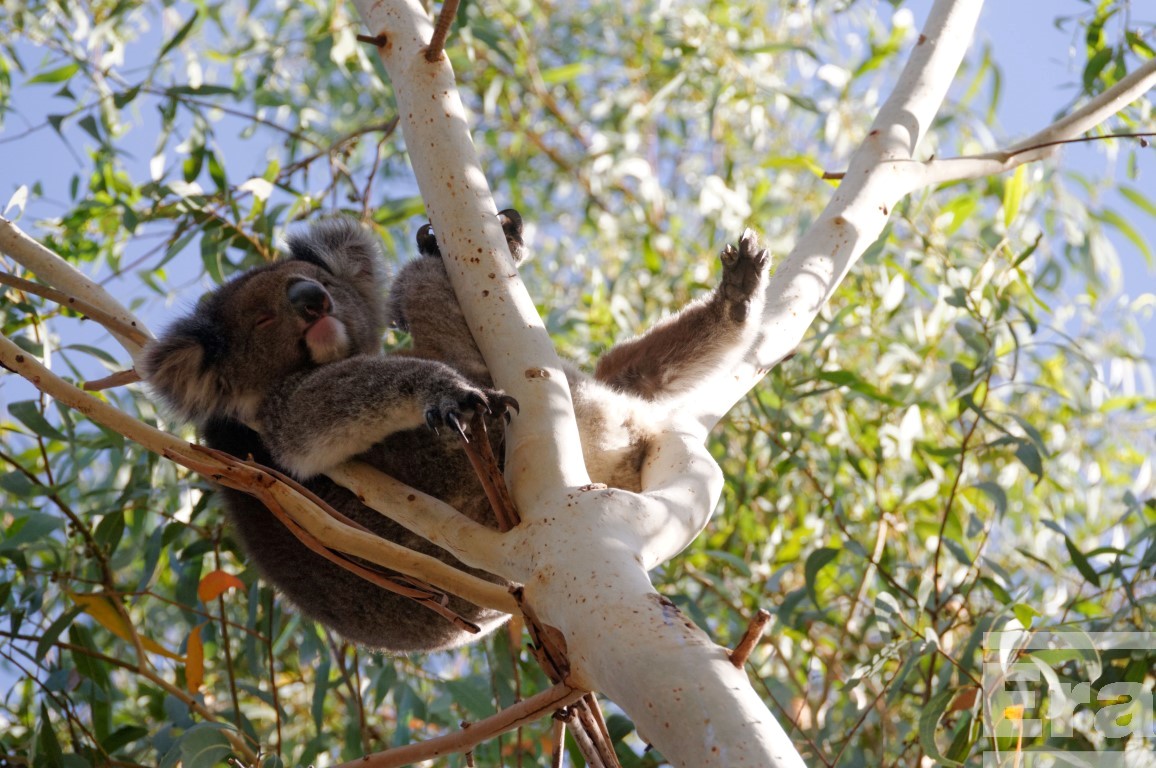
left=497, top=208, right=526, bottom=265
left=138, top=317, right=225, bottom=424
left=285, top=218, right=389, bottom=321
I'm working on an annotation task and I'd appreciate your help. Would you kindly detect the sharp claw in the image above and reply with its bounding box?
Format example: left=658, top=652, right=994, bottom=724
left=425, top=408, right=439, bottom=432
left=446, top=411, right=469, bottom=442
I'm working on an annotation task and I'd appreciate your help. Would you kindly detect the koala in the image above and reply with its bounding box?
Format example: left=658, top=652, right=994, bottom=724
left=141, top=210, right=768, bottom=653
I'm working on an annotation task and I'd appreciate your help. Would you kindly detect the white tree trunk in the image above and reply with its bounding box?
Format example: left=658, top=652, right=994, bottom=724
left=345, top=0, right=988, bottom=765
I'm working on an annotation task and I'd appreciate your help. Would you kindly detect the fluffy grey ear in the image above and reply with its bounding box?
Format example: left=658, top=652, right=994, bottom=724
left=138, top=316, right=226, bottom=425
left=285, top=218, right=388, bottom=310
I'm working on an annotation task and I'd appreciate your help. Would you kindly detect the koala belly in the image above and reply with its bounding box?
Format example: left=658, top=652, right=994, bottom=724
left=203, top=418, right=508, bottom=654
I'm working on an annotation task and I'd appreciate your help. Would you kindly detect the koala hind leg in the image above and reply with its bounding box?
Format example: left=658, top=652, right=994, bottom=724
left=594, top=229, right=769, bottom=401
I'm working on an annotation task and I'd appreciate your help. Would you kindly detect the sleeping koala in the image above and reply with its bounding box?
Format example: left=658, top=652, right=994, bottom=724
left=141, top=211, right=768, bottom=653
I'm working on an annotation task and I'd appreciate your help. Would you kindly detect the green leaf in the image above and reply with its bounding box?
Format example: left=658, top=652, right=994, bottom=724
left=1014, top=442, right=1043, bottom=481
left=804, top=547, right=840, bottom=608
left=208, top=151, right=227, bottom=190
left=816, top=370, right=900, bottom=405
left=77, top=114, right=102, bottom=143
left=979, top=576, right=1012, bottom=605
left=94, top=512, right=126, bottom=558
left=1064, top=535, right=1102, bottom=588
left=539, top=62, right=588, bottom=85
left=0, top=512, right=64, bottom=554
left=166, top=84, right=237, bottom=97
left=1096, top=208, right=1154, bottom=266
left=178, top=724, right=233, bottom=768
left=444, top=676, right=495, bottom=720
left=1119, top=184, right=1156, bottom=218
left=918, top=687, right=964, bottom=767
left=9, top=400, right=68, bottom=441
left=1002, top=164, right=1026, bottom=229
left=311, top=654, right=331, bottom=730
left=38, top=701, right=66, bottom=766
left=159, top=11, right=200, bottom=59
left=27, top=62, right=80, bottom=85
left=0, top=471, right=37, bottom=497
left=1082, top=47, right=1112, bottom=92
left=35, top=606, right=85, bottom=661
left=101, top=724, right=148, bottom=754
left=1012, top=603, right=1039, bottom=629
left=972, top=482, right=1007, bottom=517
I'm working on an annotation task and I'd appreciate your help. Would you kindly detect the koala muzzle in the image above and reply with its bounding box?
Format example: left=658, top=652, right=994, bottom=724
left=287, top=279, right=332, bottom=321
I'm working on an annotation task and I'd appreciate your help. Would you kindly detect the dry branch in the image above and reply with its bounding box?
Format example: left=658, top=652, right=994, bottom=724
left=333, top=683, right=585, bottom=768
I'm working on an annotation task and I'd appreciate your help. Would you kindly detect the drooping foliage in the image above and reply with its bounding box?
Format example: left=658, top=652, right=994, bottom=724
left=1, top=1, right=1153, bottom=765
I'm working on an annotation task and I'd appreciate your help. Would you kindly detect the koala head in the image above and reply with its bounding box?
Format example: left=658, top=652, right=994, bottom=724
left=140, top=218, right=388, bottom=427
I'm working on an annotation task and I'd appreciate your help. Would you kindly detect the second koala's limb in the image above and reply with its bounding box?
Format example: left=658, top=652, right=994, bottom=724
left=594, top=230, right=769, bottom=401
left=258, top=355, right=506, bottom=479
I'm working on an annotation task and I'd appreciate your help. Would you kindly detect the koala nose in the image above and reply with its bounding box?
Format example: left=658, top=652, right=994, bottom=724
left=287, top=279, right=331, bottom=321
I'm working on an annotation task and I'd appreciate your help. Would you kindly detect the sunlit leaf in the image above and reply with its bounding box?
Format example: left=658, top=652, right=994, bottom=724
left=186, top=623, right=205, bottom=693
left=198, top=570, right=245, bottom=603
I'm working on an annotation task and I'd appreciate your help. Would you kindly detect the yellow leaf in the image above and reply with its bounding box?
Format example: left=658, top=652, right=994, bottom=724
left=198, top=569, right=245, bottom=603
left=67, top=591, right=183, bottom=661
left=186, top=624, right=205, bottom=693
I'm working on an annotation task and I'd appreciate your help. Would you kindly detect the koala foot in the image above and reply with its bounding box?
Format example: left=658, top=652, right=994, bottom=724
left=718, top=228, right=770, bottom=323
left=414, top=208, right=525, bottom=264
left=425, top=387, right=519, bottom=440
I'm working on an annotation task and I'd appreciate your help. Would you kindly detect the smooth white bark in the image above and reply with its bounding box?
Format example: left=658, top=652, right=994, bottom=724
left=350, top=0, right=805, bottom=764
left=0, top=216, right=151, bottom=360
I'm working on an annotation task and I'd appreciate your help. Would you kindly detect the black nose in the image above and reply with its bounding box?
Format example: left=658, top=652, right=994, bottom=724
left=287, top=279, right=331, bottom=320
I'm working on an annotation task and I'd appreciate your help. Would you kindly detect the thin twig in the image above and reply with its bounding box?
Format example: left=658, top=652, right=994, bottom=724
left=550, top=716, right=566, bottom=768
left=425, top=0, right=461, bottom=62
left=333, top=683, right=584, bottom=768
left=460, top=410, right=520, bottom=530
left=729, top=608, right=771, bottom=668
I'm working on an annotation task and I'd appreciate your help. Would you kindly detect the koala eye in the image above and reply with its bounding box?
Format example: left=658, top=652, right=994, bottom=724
left=255, top=314, right=277, bottom=329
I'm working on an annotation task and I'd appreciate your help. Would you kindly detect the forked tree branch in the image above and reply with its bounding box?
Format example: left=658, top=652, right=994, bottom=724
left=909, top=58, right=1156, bottom=188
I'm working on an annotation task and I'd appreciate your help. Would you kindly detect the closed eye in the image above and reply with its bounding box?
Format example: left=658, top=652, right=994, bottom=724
left=255, top=314, right=276, bottom=329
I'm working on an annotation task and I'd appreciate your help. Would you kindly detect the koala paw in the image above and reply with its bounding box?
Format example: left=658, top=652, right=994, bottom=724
left=718, top=229, right=770, bottom=323
left=424, top=386, right=519, bottom=440
left=416, top=223, right=441, bottom=258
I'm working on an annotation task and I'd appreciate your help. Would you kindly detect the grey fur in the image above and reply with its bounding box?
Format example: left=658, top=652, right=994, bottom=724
left=140, top=211, right=768, bottom=653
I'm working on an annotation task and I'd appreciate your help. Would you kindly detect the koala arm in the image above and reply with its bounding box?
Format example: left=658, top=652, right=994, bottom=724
left=257, top=355, right=508, bottom=479
left=594, top=230, right=769, bottom=401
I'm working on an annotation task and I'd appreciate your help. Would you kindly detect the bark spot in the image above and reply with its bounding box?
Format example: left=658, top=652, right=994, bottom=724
left=524, top=367, right=551, bottom=379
